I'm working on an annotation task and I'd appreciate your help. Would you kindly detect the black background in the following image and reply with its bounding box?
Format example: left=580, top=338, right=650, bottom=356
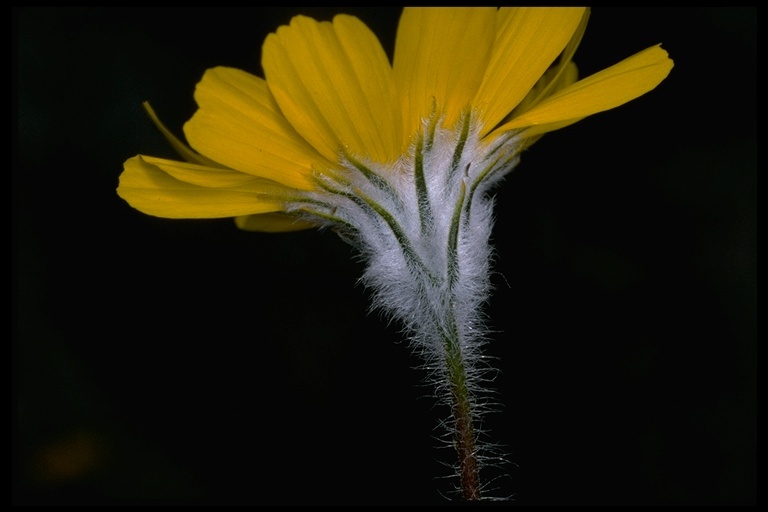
left=14, top=7, right=756, bottom=505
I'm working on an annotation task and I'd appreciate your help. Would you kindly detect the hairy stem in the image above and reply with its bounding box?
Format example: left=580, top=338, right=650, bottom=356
left=442, top=320, right=481, bottom=500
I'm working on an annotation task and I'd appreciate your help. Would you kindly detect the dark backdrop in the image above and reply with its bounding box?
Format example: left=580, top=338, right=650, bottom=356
left=14, top=7, right=756, bottom=505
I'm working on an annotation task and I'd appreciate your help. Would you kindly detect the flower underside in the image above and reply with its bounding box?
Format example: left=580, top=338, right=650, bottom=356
left=294, top=108, right=517, bottom=353
left=296, top=110, right=517, bottom=498
left=116, top=7, right=673, bottom=500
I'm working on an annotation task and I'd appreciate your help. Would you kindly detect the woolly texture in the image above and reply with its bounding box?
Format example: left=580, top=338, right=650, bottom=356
left=291, top=111, right=522, bottom=491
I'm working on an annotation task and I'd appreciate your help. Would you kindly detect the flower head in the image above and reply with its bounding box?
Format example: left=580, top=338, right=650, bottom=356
left=118, top=7, right=672, bottom=231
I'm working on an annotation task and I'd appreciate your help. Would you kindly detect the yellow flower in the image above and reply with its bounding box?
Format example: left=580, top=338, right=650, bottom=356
left=118, top=7, right=672, bottom=232
left=117, top=8, right=672, bottom=499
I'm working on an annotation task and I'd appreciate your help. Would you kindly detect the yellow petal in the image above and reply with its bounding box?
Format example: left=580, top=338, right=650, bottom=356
left=136, top=155, right=296, bottom=193
left=498, top=45, right=673, bottom=134
left=118, top=155, right=288, bottom=219
left=508, top=9, right=589, bottom=119
left=262, top=15, right=401, bottom=164
left=393, top=7, right=496, bottom=135
left=183, top=66, right=327, bottom=191
left=498, top=62, right=582, bottom=141
left=235, top=213, right=318, bottom=232
left=473, top=7, right=586, bottom=135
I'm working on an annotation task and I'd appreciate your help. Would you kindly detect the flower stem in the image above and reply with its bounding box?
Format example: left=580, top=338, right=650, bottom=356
left=443, top=327, right=481, bottom=500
